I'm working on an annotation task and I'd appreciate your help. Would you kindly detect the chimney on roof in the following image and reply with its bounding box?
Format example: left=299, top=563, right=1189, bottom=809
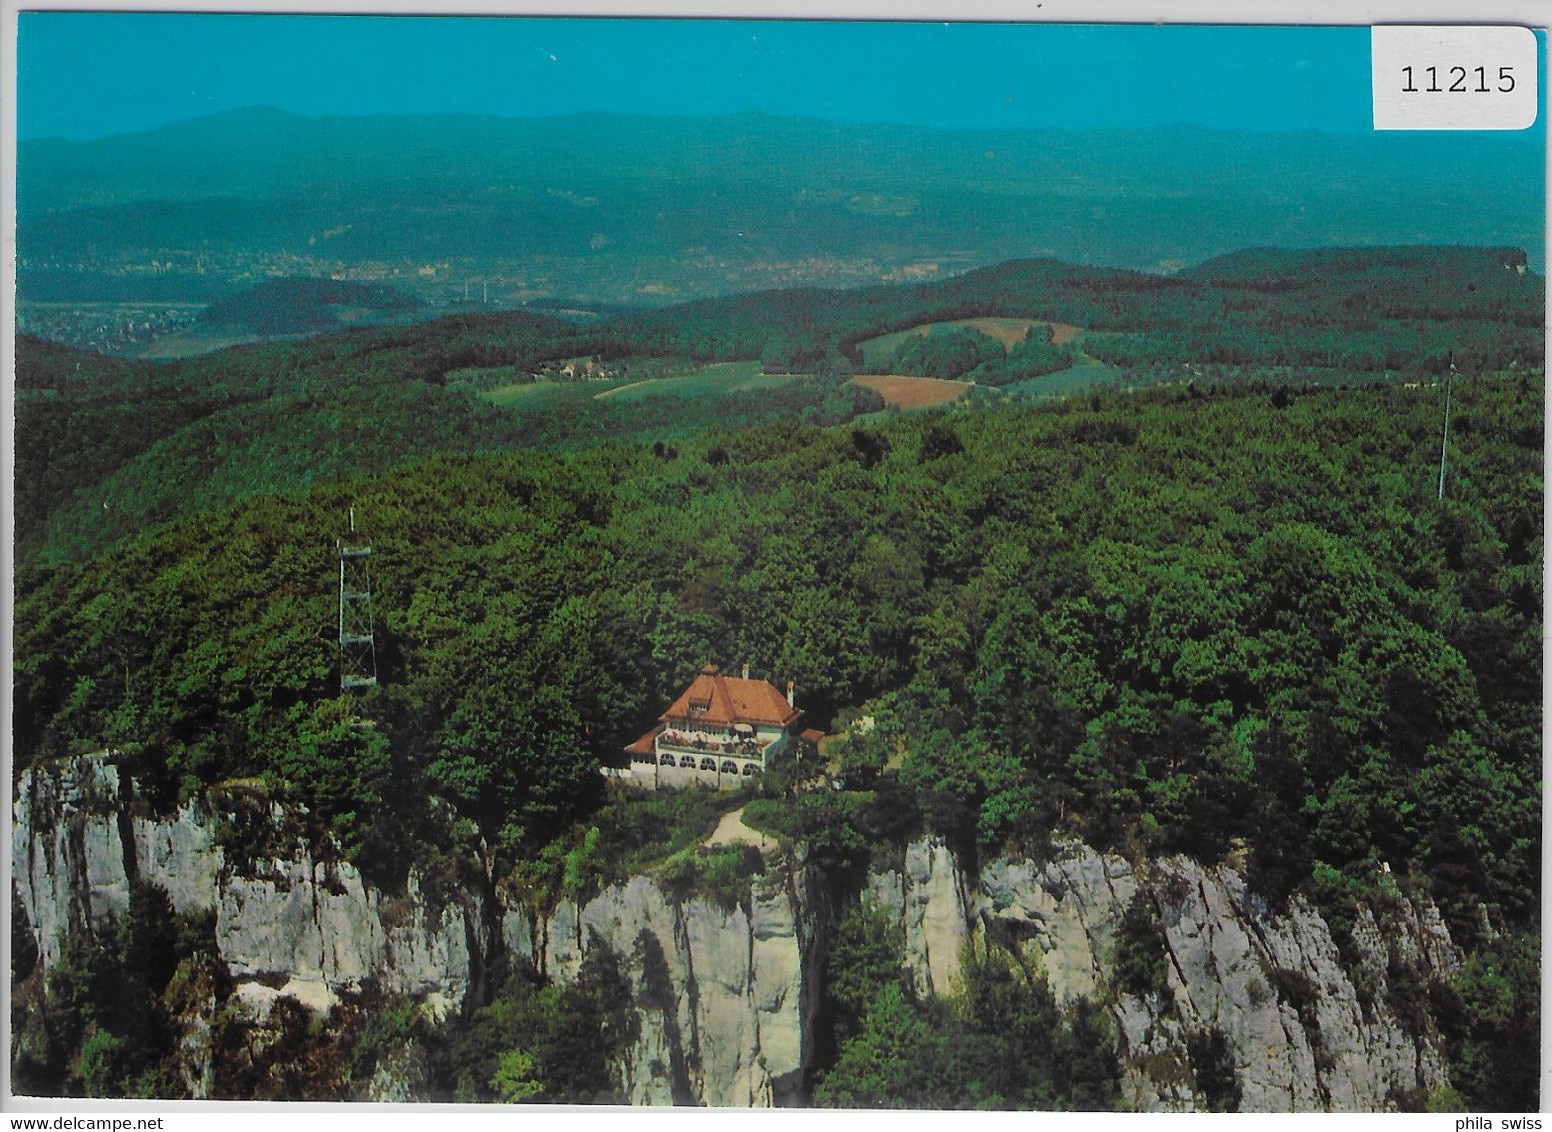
left=786, top=680, right=795, bottom=707
left=701, top=664, right=719, bottom=676
left=742, top=662, right=750, bottom=680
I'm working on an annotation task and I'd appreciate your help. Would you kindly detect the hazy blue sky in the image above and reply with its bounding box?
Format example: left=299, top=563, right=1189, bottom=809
left=18, top=14, right=1390, bottom=140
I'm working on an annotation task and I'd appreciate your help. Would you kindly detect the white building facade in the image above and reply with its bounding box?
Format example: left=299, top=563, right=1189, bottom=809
left=621, top=665, right=802, bottom=790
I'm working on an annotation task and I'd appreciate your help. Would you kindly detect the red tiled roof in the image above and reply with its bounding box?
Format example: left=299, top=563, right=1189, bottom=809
left=660, top=667, right=802, bottom=729
left=799, top=728, right=825, bottom=745
left=624, top=726, right=663, bottom=758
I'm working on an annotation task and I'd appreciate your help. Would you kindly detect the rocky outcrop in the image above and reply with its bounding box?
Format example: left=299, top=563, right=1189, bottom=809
left=219, top=860, right=485, bottom=1019
left=872, top=840, right=1460, bottom=1112
left=12, top=754, right=486, bottom=1022
left=503, top=853, right=825, bottom=1107
left=13, top=753, right=827, bottom=1106
left=14, top=754, right=1459, bottom=1110
left=12, top=755, right=137, bottom=973
left=866, top=839, right=972, bottom=999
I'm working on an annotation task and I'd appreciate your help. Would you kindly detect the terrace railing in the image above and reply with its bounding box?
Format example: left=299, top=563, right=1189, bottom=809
left=655, top=736, right=768, bottom=760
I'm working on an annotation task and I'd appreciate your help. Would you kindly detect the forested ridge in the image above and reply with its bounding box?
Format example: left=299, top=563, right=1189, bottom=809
left=15, top=247, right=1542, bottom=568
left=10, top=247, right=1544, bottom=1106
left=19, top=110, right=1544, bottom=307
left=195, top=277, right=425, bottom=336
left=588, top=246, right=1541, bottom=374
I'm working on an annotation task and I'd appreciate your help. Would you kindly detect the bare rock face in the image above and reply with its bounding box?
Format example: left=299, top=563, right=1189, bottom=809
left=507, top=855, right=821, bottom=1107
left=132, top=802, right=220, bottom=915
left=978, top=850, right=1137, bottom=1004
left=12, top=755, right=135, bottom=971
left=867, top=839, right=973, bottom=998
left=13, top=754, right=487, bottom=1023
left=916, top=841, right=1461, bottom=1112
left=218, top=859, right=482, bottom=1017
left=15, top=756, right=1461, bottom=1111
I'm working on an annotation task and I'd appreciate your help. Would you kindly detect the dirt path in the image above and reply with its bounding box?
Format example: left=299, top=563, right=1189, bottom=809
left=704, top=806, right=771, bottom=851
left=593, top=380, right=652, bottom=399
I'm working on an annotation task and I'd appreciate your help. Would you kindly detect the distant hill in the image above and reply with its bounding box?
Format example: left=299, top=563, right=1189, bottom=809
left=1178, top=245, right=1532, bottom=285
left=600, top=245, right=1544, bottom=374
left=196, top=277, right=424, bottom=337
left=15, top=246, right=1542, bottom=566
left=16, top=109, right=1545, bottom=307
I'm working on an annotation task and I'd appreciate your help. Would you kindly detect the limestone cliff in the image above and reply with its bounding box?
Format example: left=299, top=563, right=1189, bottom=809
left=13, top=754, right=486, bottom=1022
left=502, top=857, right=825, bottom=1106
left=867, top=839, right=1460, bottom=1111
left=12, top=753, right=824, bottom=1106
left=14, top=753, right=1459, bottom=1109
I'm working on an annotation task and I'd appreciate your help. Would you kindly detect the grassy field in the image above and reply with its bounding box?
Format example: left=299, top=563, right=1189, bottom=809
left=995, top=358, right=1131, bottom=398
left=848, top=374, right=971, bottom=409
left=955, top=317, right=1051, bottom=349
left=478, top=380, right=604, bottom=410
left=596, top=360, right=799, bottom=402
left=858, top=326, right=931, bottom=370
left=857, top=317, right=1059, bottom=369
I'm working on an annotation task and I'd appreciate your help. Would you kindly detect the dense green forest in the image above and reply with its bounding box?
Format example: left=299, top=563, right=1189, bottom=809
left=15, top=247, right=1542, bottom=568
left=14, top=378, right=1543, bottom=1104
left=17, top=374, right=1541, bottom=903
left=602, top=246, right=1540, bottom=372
left=11, top=248, right=1544, bottom=1107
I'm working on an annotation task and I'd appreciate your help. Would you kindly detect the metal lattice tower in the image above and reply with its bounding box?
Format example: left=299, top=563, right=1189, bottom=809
left=337, top=508, right=378, bottom=692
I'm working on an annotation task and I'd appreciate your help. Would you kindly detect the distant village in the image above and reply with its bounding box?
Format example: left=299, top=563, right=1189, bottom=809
left=16, top=303, right=202, bottom=355
left=535, top=356, right=626, bottom=383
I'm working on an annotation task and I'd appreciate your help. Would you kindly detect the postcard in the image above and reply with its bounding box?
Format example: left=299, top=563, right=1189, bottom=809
left=7, top=3, right=1546, bottom=1117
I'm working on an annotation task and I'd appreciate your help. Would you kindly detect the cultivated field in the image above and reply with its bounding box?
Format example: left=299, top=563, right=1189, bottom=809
left=469, top=359, right=799, bottom=409
left=478, top=381, right=591, bottom=409
left=994, top=357, right=1128, bottom=398
left=857, top=317, right=1076, bottom=368
left=139, top=331, right=264, bottom=361
left=595, top=360, right=798, bottom=401
left=848, top=374, right=971, bottom=409
left=954, top=317, right=1049, bottom=349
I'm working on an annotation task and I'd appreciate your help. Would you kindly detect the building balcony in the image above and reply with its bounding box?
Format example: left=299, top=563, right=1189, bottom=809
left=655, top=736, right=769, bottom=761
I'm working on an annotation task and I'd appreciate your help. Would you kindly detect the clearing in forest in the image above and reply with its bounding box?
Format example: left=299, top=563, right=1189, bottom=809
left=477, top=380, right=586, bottom=409
left=594, top=360, right=798, bottom=401
left=849, top=374, right=971, bottom=409
left=956, top=317, right=1054, bottom=349
left=857, top=317, right=1076, bottom=368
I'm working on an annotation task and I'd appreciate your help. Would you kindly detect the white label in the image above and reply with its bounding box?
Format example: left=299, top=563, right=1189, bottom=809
left=1372, top=25, right=1539, bottom=130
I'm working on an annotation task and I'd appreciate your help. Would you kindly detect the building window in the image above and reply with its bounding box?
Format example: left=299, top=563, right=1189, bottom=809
left=679, top=755, right=697, bottom=768
left=699, top=757, right=718, bottom=772
left=659, top=753, right=675, bottom=766
left=720, top=760, right=738, bottom=774
left=742, top=763, right=758, bottom=776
